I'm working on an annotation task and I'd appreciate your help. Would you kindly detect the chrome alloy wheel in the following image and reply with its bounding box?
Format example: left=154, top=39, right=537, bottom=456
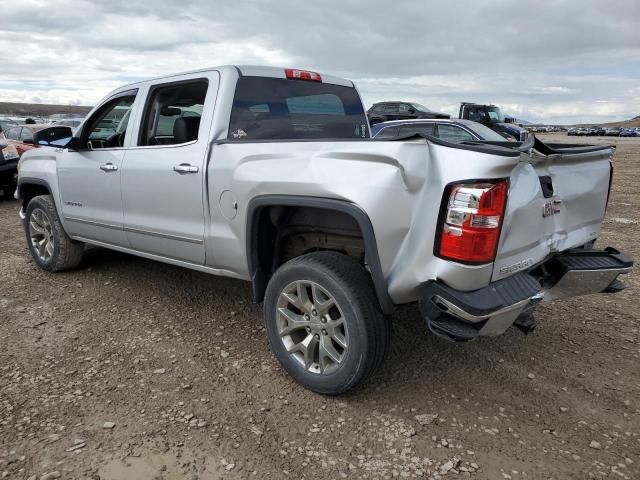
left=276, top=280, right=348, bottom=375
left=29, top=208, right=55, bottom=262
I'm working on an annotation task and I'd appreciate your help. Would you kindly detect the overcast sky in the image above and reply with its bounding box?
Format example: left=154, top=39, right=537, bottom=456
left=1, top=0, right=639, bottom=124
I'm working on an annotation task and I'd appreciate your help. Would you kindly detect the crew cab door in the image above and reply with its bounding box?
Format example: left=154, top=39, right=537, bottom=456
left=120, top=72, right=219, bottom=264
left=57, top=90, right=139, bottom=246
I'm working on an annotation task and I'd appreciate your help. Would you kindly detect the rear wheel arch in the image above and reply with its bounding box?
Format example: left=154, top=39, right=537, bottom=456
left=246, top=195, right=394, bottom=314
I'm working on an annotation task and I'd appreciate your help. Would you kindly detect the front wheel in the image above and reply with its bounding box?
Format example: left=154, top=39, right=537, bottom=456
left=264, top=251, right=390, bottom=394
left=24, top=195, right=84, bottom=272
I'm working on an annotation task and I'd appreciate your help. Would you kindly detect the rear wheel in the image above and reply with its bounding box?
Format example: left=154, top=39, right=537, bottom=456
left=264, top=251, right=389, bottom=394
left=24, top=195, right=84, bottom=272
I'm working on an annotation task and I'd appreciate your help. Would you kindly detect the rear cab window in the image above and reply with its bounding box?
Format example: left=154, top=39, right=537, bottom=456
left=228, top=77, right=369, bottom=141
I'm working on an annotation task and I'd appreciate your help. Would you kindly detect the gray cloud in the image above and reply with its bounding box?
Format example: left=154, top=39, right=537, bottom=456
left=1, top=0, right=639, bottom=122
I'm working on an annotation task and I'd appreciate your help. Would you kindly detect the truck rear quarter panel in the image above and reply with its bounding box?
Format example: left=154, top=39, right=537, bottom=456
left=206, top=139, right=525, bottom=304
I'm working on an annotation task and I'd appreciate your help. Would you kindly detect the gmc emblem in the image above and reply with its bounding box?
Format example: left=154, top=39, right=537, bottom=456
left=542, top=199, right=562, bottom=218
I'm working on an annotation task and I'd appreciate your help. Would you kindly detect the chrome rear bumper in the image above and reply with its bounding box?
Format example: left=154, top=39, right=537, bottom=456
left=419, top=247, right=633, bottom=342
left=540, top=248, right=632, bottom=301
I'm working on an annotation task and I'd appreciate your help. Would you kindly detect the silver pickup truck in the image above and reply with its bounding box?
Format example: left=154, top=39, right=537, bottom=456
left=16, top=65, right=633, bottom=394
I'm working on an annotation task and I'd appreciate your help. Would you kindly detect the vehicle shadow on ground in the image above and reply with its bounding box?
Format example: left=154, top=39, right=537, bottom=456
left=77, top=246, right=536, bottom=400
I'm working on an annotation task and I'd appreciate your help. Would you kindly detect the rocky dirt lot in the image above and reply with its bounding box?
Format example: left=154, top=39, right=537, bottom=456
left=1, top=134, right=639, bottom=480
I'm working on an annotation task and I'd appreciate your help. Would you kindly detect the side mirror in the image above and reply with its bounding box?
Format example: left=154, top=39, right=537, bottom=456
left=66, top=137, right=81, bottom=151
left=408, top=108, right=416, bottom=114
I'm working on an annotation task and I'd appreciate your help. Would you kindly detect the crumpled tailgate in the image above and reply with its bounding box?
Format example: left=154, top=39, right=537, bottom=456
left=493, top=140, right=614, bottom=281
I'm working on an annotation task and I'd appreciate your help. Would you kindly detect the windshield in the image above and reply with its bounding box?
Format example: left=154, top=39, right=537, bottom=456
left=462, top=121, right=508, bottom=141
left=486, top=106, right=505, bottom=123
left=410, top=103, right=431, bottom=113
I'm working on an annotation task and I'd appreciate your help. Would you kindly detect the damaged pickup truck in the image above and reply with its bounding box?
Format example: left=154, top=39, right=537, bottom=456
left=16, top=66, right=633, bottom=394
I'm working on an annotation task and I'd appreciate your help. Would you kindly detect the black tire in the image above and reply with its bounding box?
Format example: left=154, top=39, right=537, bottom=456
left=264, top=251, right=390, bottom=394
left=24, top=195, right=84, bottom=272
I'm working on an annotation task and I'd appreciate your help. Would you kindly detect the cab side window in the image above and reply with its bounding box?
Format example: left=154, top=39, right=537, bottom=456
left=138, top=80, right=208, bottom=146
left=398, top=124, right=434, bottom=137
left=375, top=126, right=399, bottom=138
left=437, top=125, right=474, bottom=143
left=82, top=91, right=137, bottom=149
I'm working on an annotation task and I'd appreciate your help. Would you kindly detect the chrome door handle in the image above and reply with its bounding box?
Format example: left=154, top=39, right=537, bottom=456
left=100, top=163, right=118, bottom=172
left=173, top=163, right=199, bottom=174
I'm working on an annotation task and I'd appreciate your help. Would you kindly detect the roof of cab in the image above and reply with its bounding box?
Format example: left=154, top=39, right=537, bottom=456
left=117, top=65, right=354, bottom=90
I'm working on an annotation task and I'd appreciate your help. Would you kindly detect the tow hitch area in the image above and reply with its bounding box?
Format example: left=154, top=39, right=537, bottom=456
left=420, top=247, right=633, bottom=343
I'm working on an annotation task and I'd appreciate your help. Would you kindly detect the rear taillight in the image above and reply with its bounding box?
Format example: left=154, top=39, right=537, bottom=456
left=285, top=69, right=322, bottom=82
left=438, top=180, right=508, bottom=263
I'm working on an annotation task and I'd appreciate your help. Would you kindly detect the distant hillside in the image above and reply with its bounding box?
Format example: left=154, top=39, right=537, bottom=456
left=603, top=115, right=640, bottom=128
left=0, top=102, right=92, bottom=117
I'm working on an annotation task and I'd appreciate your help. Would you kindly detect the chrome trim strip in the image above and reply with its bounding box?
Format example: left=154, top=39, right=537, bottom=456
left=64, top=216, right=203, bottom=244
left=64, top=216, right=121, bottom=230
left=124, top=226, right=203, bottom=245
left=73, top=235, right=244, bottom=280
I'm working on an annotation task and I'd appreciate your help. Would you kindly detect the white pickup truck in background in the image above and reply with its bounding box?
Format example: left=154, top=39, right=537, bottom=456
left=16, top=65, right=633, bottom=394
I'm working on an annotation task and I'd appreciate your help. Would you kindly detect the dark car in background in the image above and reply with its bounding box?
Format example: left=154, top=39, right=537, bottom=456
left=371, top=118, right=508, bottom=142
left=367, top=101, right=450, bottom=125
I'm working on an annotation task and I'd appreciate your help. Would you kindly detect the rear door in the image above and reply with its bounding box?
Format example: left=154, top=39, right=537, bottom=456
left=493, top=143, right=614, bottom=281
left=120, top=72, right=220, bottom=264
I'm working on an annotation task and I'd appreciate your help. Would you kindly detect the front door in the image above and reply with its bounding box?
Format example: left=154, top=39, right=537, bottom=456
left=120, top=73, right=219, bottom=264
left=57, top=90, right=139, bottom=246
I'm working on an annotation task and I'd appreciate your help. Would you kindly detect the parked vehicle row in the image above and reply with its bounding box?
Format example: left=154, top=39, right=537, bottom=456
left=620, top=127, right=640, bottom=137
left=529, top=126, right=564, bottom=133
left=15, top=65, right=633, bottom=394
left=568, top=126, right=639, bottom=137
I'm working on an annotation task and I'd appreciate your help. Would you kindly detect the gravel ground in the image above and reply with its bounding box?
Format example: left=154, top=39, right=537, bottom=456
left=1, top=134, right=639, bottom=479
